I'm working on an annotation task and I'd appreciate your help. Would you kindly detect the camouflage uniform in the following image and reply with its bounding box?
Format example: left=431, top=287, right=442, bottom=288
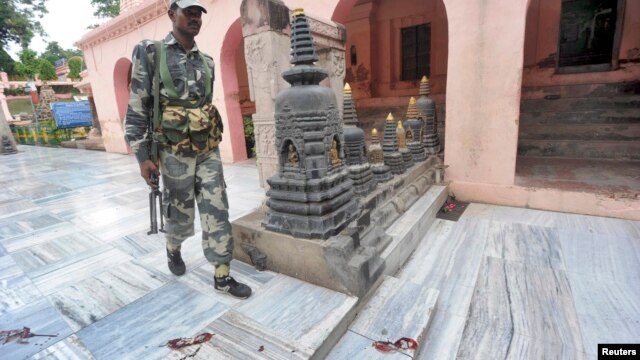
left=124, top=32, right=233, bottom=268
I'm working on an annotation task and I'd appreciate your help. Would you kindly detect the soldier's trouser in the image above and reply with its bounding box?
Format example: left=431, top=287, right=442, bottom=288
left=159, top=146, right=233, bottom=270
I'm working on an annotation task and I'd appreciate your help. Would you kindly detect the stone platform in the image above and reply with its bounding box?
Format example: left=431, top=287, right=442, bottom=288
left=232, top=157, right=448, bottom=297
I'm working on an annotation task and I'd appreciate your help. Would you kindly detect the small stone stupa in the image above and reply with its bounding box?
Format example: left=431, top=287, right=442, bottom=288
left=263, top=8, right=358, bottom=239
left=367, top=128, right=392, bottom=183
left=1, top=135, right=17, bottom=155
left=404, top=97, right=427, bottom=162
left=343, top=83, right=376, bottom=196
left=397, top=120, right=414, bottom=169
left=417, top=76, right=441, bottom=154
left=382, top=113, right=405, bottom=175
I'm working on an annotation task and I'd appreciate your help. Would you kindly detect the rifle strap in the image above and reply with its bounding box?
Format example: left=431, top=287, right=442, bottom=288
left=153, top=41, right=161, bottom=132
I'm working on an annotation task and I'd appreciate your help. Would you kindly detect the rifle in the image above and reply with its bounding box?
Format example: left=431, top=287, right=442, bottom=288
left=148, top=41, right=165, bottom=235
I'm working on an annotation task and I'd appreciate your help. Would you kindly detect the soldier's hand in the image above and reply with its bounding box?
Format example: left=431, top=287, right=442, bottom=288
left=140, top=160, right=160, bottom=190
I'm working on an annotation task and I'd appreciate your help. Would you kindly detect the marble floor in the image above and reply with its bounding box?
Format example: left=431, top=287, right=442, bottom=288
left=1, top=146, right=639, bottom=360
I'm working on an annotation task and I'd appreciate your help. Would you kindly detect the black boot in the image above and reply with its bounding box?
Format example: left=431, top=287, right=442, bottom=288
left=166, top=249, right=186, bottom=276
left=214, top=276, right=252, bottom=299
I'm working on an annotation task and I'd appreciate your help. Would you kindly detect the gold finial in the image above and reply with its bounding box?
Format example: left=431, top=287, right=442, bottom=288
left=409, top=97, right=416, bottom=105
left=421, top=75, right=428, bottom=83
left=372, top=128, right=378, bottom=136
left=293, top=8, right=304, bottom=16
left=343, top=83, right=352, bottom=94
left=386, top=113, right=395, bottom=122
left=397, top=121, right=404, bottom=129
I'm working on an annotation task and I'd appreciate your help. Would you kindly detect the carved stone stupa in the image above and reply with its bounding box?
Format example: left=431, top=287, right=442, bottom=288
left=397, top=120, right=414, bottom=169
left=263, top=8, right=358, bottom=239
left=367, top=128, right=392, bottom=183
left=417, top=76, right=441, bottom=154
left=382, top=113, right=405, bottom=175
left=1, top=135, right=17, bottom=155
left=342, top=83, right=376, bottom=196
left=404, top=97, right=427, bottom=162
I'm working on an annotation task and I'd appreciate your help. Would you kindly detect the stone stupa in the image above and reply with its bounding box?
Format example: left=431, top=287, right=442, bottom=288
left=404, top=97, right=427, bottom=162
left=397, top=120, right=414, bottom=169
left=342, top=83, right=376, bottom=196
left=417, top=76, right=441, bottom=154
left=382, top=113, right=405, bottom=175
left=367, top=128, right=392, bottom=183
left=263, top=8, right=358, bottom=239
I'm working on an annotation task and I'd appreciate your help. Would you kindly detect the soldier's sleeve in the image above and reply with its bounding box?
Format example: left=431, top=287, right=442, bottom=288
left=203, top=53, right=215, bottom=103
left=124, top=41, right=154, bottom=164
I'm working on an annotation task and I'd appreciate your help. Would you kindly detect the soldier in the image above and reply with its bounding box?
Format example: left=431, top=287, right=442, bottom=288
left=124, top=0, right=251, bottom=299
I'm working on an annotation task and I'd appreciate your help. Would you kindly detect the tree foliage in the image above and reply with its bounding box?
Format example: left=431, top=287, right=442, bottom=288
left=68, top=56, right=82, bottom=80
left=15, top=49, right=39, bottom=79
left=90, top=0, right=119, bottom=18
left=0, top=47, right=16, bottom=74
left=38, top=59, right=57, bottom=81
left=0, top=0, right=48, bottom=49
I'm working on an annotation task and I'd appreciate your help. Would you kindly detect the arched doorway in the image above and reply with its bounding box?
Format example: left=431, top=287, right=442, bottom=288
left=331, top=0, right=449, bottom=147
left=220, top=18, right=250, bottom=162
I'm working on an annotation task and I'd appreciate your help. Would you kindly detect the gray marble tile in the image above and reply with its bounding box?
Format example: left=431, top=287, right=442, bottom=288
left=350, top=276, right=438, bottom=357
left=456, top=327, right=587, bottom=360
left=567, top=272, right=640, bottom=355
left=0, top=189, right=21, bottom=204
left=76, top=281, right=228, bottom=360
left=0, top=199, right=40, bottom=220
left=12, top=232, right=105, bottom=273
left=327, top=330, right=411, bottom=360
left=235, top=274, right=357, bottom=351
left=558, top=229, right=640, bottom=285
left=30, top=335, right=95, bottom=360
left=167, top=310, right=311, bottom=360
left=458, top=256, right=585, bottom=356
left=48, top=261, right=171, bottom=331
left=111, top=230, right=166, bottom=258
left=0, top=243, right=6, bottom=257
left=0, top=255, right=42, bottom=314
left=0, top=298, right=73, bottom=360
left=30, top=245, right=133, bottom=296
left=484, top=221, right=564, bottom=269
left=0, top=211, right=64, bottom=241
left=416, top=311, right=466, bottom=360
left=397, top=218, right=489, bottom=315
left=0, top=225, right=77, bottom=253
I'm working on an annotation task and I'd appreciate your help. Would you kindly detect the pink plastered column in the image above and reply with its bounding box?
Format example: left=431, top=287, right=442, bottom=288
left=443, top=0, right=530, bottom=185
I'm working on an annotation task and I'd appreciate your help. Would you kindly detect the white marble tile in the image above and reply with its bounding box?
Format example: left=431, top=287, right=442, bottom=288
left=76, top=281, right=228, bottom=360
left=30, top=334, right=96, bottom=360
left=327, top=330, right=411, bottom=360
left=350, top=276, right=438, bottom=357
left=0, top=224, right=77, bottom=253
left=484, top=221, right=564, bottom=269
left=459, top=256, right=585, bottom=355
left=567, top=272, right=640, bottom=355
left=0, top=255, right=42, bottom=314
left=416, top=311, right=466, bottom=360
left=48, top=261, right=171, bottom=331
left=235, top=274, right=357, bottom=351
left=111, top=229, right=166, bottom=258
left=0, top=199, right=40, bottom=220
left=0, top=210, right=65, bottom=241
left=397, top=218, right=489, bottom=315
left=0, top=298, right=74, bottom=360
left=30, top=245, right=133, bottom=296
left=558, top=229, right=640, bottom=285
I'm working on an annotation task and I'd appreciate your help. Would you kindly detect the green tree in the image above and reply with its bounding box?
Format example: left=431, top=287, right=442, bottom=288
left=41, top=41, right=65, bottom=65
left=0, top=47, right=16, bottom=74
left=68, top=56, right=82, bottom=80
left=0, top=0, right=48, bottom=49
left=90, top=0, right=119, bottom=18
left=38, top=59, right=57, bottom=81
left=15, top=49, right=39, bottom=79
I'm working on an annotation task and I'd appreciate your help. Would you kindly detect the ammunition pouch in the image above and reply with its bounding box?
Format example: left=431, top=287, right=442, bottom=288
left=158, top=103, right=223, bottom=153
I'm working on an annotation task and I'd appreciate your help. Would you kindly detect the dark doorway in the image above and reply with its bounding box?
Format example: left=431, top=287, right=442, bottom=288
left=558, top=0, right=622, bottom=70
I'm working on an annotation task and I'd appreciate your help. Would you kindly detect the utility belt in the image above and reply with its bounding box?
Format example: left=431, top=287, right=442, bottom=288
left=154, top=100, right=223, bottom=153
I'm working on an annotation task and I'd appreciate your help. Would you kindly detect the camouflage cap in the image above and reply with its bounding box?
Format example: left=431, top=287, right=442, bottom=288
left=170, top=0, right=207, bottom=13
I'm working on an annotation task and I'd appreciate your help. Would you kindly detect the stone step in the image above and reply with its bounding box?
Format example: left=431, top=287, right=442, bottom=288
left=327, top=276, right=439, bottom=359
left=519, top=123, right=640, bottom=141
left=381, top=184, right=449, bottom=277
left=521, top=81, right=640, bottom=100
left=520, top=95, right=640, bottom=113
left=517, top=139, right=640, bottom=160
left=519, top=110, right=639, bottom=125
left=172, top=274, right=358, bottom=360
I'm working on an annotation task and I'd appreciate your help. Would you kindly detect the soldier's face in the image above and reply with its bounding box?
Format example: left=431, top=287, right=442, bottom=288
left=169, top=7, right=203, bottom=37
